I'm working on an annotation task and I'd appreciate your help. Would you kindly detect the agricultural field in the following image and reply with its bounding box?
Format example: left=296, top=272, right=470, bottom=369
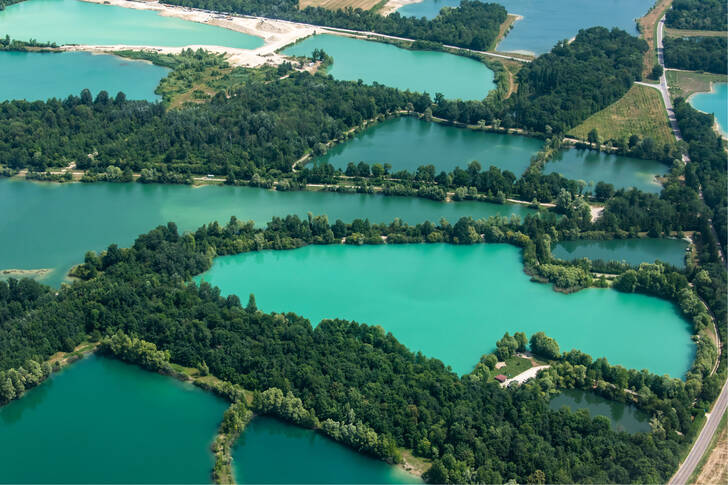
left=568, top=84, right=675, bottom=147
left=299, top=0, right=384, bottom=10
left=637, top=0, right=673, bottom=78
left=667, top=69, right=728, bottom=99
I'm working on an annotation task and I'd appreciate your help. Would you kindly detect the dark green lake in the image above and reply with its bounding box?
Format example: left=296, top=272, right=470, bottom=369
left=552, top=238, right=689, bottom=268
left=199, top=244, right=694, bottom=377
left=316, top=117, right=542, bottom=174
left=549, top=389, right=651, bottom=433
left=0, top=355, right=227, bottom=484
left=0, top=179, right=531, bottom=286
left=544, top=149, right=667, bottom=194
left=0, top=51, right=169, bottom=102
left=233, top=417, right=421, bottom=484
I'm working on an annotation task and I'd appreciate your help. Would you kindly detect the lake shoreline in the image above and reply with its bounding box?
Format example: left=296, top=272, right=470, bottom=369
left=687, top=81, right=728, bottom=140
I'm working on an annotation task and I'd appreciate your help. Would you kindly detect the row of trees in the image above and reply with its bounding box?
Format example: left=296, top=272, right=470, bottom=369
left=663, top=36, right=727, bottom=74
left=166, top=0, right=507, bottom=51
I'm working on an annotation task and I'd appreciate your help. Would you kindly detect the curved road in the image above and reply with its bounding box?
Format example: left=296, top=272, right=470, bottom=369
left=670, top=378, right=728, bottom=484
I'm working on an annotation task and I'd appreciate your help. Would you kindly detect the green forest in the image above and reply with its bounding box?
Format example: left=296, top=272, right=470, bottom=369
left=663, top=37, right=727, bottom=74
left=665, top=0, right=727, bottom=31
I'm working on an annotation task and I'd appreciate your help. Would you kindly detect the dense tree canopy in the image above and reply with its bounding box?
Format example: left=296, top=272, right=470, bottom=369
left=663, top=36, right=727, bottom=74
left=165, top=0, right=507, bottom=50
left=665, top=0, right=727, bottom=31
left=508, top=27, right=647, bottom=133
left=0, top=72, right=427, bottom=175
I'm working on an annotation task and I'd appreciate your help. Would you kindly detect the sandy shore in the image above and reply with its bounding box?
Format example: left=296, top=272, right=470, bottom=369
left=76, top=0, right=316, bottom=67
left=379, top=0, right=424, bottom=16
left=0, top=268, right=52, bottom=279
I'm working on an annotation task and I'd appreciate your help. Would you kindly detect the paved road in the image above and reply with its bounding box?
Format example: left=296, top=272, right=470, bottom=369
left=669, top=377, right=728, bottom=484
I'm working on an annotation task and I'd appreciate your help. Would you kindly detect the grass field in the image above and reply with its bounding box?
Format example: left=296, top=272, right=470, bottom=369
left=667, top=70, right=728, bottom=99
left=666, top=28, right=728, bottom=38
left=299, top=0, right=384, bottom=10
left=569, top=84, right=675, bottom=147
left=492, top=356, right=533, bottom=381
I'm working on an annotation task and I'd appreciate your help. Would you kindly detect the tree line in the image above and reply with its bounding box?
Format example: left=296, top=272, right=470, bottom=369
left=665, top=0, right=727, bottom=31
left=663, top=36, right=727, bottom=74
left=165, top=0, right=507, bottom=51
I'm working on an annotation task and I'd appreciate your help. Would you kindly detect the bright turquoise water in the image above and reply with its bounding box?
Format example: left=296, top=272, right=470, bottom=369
left=549, top=389, right=651, bottom=433
left=0, top=51, right=168, bottom=101
left=0, top=179, right=531, bottom=286
left=544, top=148, right=667, bottom=193
left=396, top=0, right=652, bottom=55
left=281, top=34, right=494, bottom=100
left=0, top=355, right=227, bottom=483
left=199, top=244, right=694, bottom=377
left=233, top=417, right=421, bottom=484
left=690, top=83, right=728, bottom=137
left=552, top=238, right=689, bottom=268
left=316, top=117, right=541, bottom=174
left=0, top=0, right=263, bottom=48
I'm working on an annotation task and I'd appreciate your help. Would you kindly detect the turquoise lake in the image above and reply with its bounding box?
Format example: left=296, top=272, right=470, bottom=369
left=689, top=83, right=728, bottom=137
left=199, top=244, right=694, bottom=377
left=549, top=389, right=651, bottom=434
left=0, top=179, right=532, bottom=287
left=0, top=51, right=168, bottom=102
left=552, top=238, right=689, bottom=268
left=0, top=355, right=227, bottom=483
left=233, top=417, right=421, bottom=484
left=544, top=148, right=667, bottom=193
left=316, top=117, right=542, bottom=174
left=0, top=0, right=263, bottom=48
left=396, top=0, right=652, bottom=55
left=281, top=34, right=495, bottom=100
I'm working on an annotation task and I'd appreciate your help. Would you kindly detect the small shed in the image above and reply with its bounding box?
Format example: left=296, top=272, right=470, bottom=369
left=494, top=374, right=507, bottom=383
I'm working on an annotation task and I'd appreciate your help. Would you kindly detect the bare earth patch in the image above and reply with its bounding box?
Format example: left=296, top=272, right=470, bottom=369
left=692, top=417, right=728, bottom=485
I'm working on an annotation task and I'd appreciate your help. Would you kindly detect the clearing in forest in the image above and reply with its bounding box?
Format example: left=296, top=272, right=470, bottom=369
left=568, top=84, right=675, bottom=147
left=299, top=0, right=384, bottom=10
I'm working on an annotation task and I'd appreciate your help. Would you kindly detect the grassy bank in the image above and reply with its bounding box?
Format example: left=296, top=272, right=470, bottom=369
left=568, top=84, right=675, bottom=147
left=667, top=70, right=728, bottom=99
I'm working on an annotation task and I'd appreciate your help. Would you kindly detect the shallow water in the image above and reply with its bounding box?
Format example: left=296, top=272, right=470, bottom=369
left=0, top=179, right=532, bottom=286
left=0, top=0, right=263, bottom=48
left=396, top=0, right=652, bottom=55
left=551, top=238, right=689, bottom=268
left=0, top=51, right=168, bottom=101
left=281, top=34, right=495, bottom=100
left=233, top=417, right=421, bottom=484
left=316, top=117, right=542, bottom=174
left=0, top=355, right=227, bottom=483
left=199, top=244, right=694, bottom=377
left=549, top=389, right=651, bottom=433
left=689, top=83, right=728, bottom=137
left=544, top=148, right=667, bottom=193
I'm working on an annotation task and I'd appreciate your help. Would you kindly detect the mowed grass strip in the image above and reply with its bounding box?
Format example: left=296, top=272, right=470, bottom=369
left=299, top=0, right=383, bottom=10
left=569, top=84, right=675, bottom=147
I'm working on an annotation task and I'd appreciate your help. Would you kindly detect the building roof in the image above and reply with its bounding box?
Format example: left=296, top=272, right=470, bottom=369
left=494, top=374, right=507, bottom=382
